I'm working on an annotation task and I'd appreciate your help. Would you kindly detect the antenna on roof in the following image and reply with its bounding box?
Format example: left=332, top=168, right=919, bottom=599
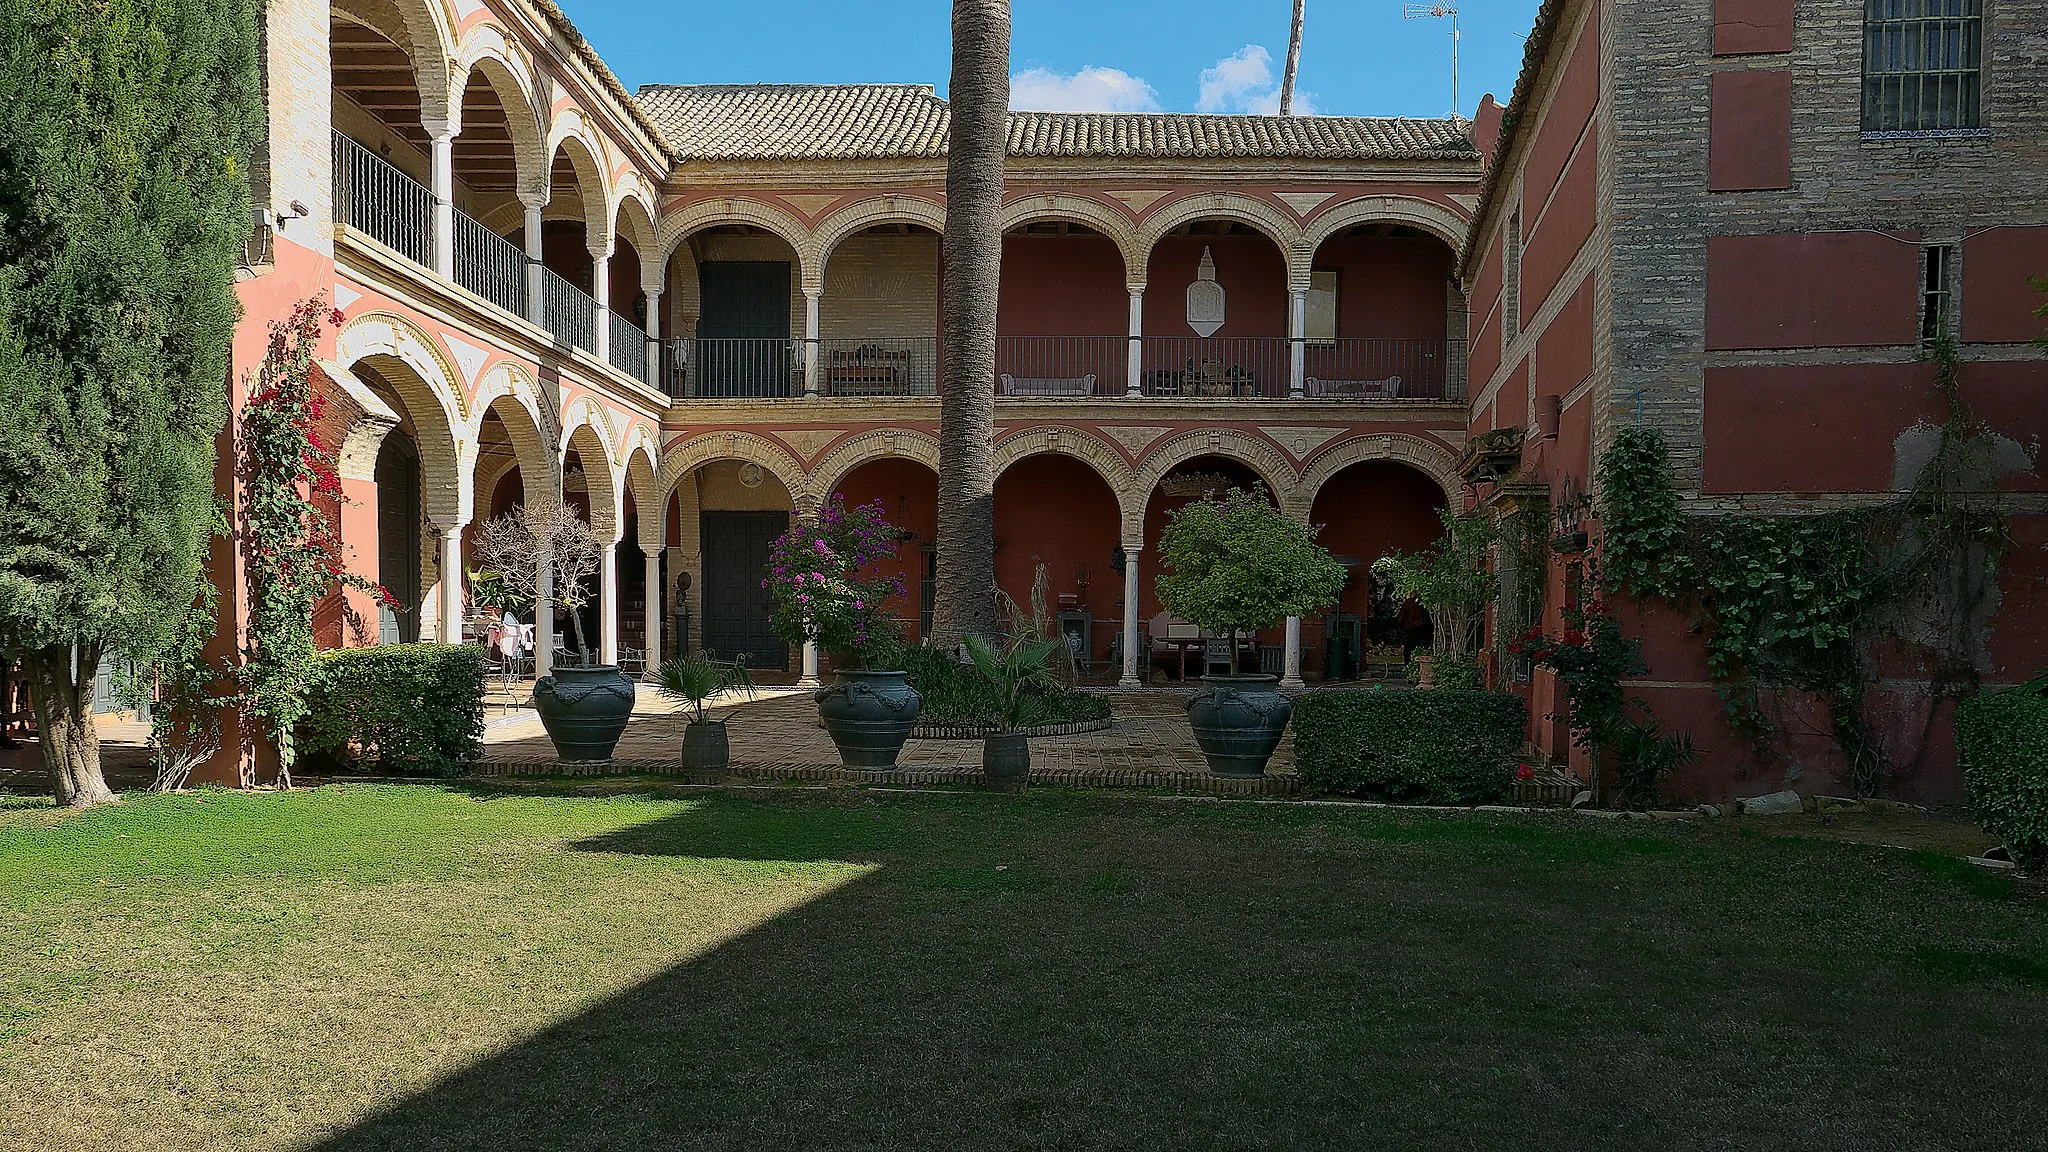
left=1402, top=4, right=1462, bottom=120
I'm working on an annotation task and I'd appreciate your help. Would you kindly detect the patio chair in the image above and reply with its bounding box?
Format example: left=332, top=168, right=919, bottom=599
left=1203, top=638, right=1235, bottom=677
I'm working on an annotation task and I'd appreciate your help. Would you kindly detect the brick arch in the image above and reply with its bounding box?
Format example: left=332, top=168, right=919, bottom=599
left=333, top=0, right=454, bottom=127
left=561, top=412, right=621, bottom=541
left=469, top=362, right=556, bottom=495
left=449, top=26, right=546, bottom=200
left=990, top=426, right=1138, bottom=538
left=335, top=311, right=471, bottom=525
left=1297, top=433, right=1465, bottom=516
left=808, top=196, right=947, bottom=292
left=999, top=192, right=1149, bottom=286
left=652, top=198, right=815, bottom=284
left=807, top=428, right=944, bottom=497
left=652, top=431, right=812, bottom=513
left=1292, top=195, right=1470, bottom=291
left=1131, top=428, right=1303, bottom=533
left=622, top=434, right=663, bottom=549
left=1136, top=191, right=1307, bottom=286
left=610, top=171, right=662, bottom=267
left=544, top=110, right=613, bottom=250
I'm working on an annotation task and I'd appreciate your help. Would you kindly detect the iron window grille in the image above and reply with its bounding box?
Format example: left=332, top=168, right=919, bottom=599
left=1920, top=243, right=1956, bottom=342
left=1863, top=0, right=1984, bottom=134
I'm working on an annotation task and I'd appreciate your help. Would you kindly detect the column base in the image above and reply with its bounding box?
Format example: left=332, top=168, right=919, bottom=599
left=796, top=676, right=822, bottom=689
left=1280, top=677, right=1306, bottom=690
left=1117, top=677, right=1142, bottom=689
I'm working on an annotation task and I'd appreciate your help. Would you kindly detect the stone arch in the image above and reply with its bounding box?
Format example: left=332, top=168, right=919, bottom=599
left=335, top=311, right=471, bottom=524
left=621, top=432, right=663, bottom=549
left=449, top=27, right=547, bottom=201
left=333, top=0, right=455, bottom=127
left=544, top=109, right=613, bottom=251
left=990, top=426, right=1137, bottom=539
left=1131, top=429, right=1302, bottom=533
left=1136, top=192, right=1306, bottom=286
left=1297, top=433, right=1465, bottom=516
left=611, top=171, right=662, bottom=268
left=652, top=431, right=812, bottom=513
left=560, top=404, right=622, bottom=541
left=1292, top=195, right=1470, bottom=291
left=652, top=198, right=816, bottom=283
left=807, top=196, right=948, bottom=291
left=468, top=362, right=556, bottom=489
left=999, top=192, right=1149, bottom=286
left=807, top=428, right=944, bottom=497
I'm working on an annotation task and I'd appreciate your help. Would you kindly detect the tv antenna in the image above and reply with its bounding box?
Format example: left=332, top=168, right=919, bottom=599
left=1403, top=4, right=1462, bottom=119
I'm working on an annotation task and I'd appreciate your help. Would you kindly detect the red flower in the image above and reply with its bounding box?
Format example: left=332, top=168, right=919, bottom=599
left=329, top=307, right=347, bottom=327
left=1559, top=629, right=1589, bottom=647
left=1516, top=764, right=1536, bottom=780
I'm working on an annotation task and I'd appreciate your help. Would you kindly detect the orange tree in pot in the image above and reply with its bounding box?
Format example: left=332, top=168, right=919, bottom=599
left=1155, top=485, right=1347, bottom=777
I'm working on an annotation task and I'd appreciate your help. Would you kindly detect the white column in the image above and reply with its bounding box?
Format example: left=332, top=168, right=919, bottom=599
left=522, top=200, right=546, bottom=327
left=428, top=125, right=455, bottom=278
left=644, top=286, right=664, bottom=390
left=642, top=550, right=662, bottom=676
left=802, top=288, right=822, bottom=397
left=1125, top=285, right=1145, bottom=396
left=534, top=555, right=554, bottom=678
left=1282, top=616, right=1305, bottom=689
left=1119, top=544, right=1143, bottom=688
left=437, top=524, right=465, bottom=644
left=799, top=640, right=821, bottom=687
left=591, top=249, right=611, bottom=361
left=1288, top=287, right=1308, bottom=398
left=599, top=538, right=619, bottom=666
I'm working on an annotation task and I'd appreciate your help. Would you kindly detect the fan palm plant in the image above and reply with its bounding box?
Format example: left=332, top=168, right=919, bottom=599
left=654, top=653, right=754, bottom=777
left=965, top=632, right=1061, bottom=792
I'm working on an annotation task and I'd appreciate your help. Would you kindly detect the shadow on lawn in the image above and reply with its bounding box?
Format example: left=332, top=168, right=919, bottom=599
left=307, top=793, right=2048, bottom=1152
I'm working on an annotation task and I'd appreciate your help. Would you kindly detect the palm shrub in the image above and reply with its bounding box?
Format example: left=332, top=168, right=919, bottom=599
left=963, top=635, right=1061, bottom=732
left=655, top=653, right=754, bottom=725
left=1154, top=485, right=1347, bottom=661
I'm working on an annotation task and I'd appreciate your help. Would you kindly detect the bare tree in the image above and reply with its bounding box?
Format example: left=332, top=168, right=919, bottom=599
left=1280, top=0, right=1305, bottom=115
left=473, top=503, right=604, bottom=666
left=931, top=0, right=1010, bottom=645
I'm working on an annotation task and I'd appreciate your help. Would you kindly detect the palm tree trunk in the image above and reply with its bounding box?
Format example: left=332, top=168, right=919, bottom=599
left=1280, top=0, right=1305, bottom=115
left=931, top=0, right=1010, bottom=645
left=22, top=643, right=117, bottom=807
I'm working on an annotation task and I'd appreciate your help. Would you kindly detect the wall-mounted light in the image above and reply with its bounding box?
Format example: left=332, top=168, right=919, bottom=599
left=274, top=200, right=310, bottom=230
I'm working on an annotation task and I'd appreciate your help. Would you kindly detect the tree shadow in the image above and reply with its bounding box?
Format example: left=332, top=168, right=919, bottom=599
left=304, top=793, right=2048, bottom=1152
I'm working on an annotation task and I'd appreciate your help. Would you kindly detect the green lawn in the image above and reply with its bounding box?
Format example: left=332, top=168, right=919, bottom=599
left=1, top=784, right=2044, bottom=1151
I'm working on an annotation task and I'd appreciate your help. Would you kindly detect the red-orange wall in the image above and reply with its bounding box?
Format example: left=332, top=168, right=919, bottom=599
left=1144, top=234, right=1288, bottom=338
left=998, top=234, right=1127, bottom=336
left=832, top=459, right=939, bottom=642
left=1309, top=235, right=1452, bottom=341
left=993, top=455, right=1122, bottom=657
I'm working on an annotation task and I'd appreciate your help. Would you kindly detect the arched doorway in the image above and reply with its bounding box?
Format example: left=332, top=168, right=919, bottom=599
left=831, top=458, right=939, bottom=642
left=374, top=429, right=423, bottom=643
left=991, top=454, right=1123, bottom=675
left=1139, top=455, right=1277, bottom=679
left=1307, top=460, right=1449, bottom=681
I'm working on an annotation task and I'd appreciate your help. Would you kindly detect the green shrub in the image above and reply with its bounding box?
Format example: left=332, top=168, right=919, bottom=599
left=900, top=644, right=1109, bottom=728
left=1958, top=679, right=2048, bottom=870
left=1294, top=689, right=1527, bottom=805
left=300, top=644, right=488, bottom=777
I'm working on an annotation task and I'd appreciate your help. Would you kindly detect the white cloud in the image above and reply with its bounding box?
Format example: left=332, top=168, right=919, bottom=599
left=1196, top=44, right=1316, bottom=115
left=1009, top=66, right=1162, bottom=113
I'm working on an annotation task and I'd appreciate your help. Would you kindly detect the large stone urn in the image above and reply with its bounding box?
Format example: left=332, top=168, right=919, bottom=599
left=816, top=669, right=923, bottom=769
left=1185, top=674, right=1293, bottom=778
left=533, top=665, right=636, bottom=762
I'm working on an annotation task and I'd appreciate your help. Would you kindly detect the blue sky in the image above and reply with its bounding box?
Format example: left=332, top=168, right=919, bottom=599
left=561, top=1, right=1542, bottom=120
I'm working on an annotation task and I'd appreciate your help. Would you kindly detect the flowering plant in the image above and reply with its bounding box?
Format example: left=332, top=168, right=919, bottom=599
left=239, top=297, right=395, bottom=777
left=763, top=497, right=906, bottom=669
left=1508, top=597, right=1644, bottom=750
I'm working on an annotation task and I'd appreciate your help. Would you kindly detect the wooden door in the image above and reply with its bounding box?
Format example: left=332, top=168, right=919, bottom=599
left=700, top=510, right=789, bottom=671
left=696, top=261, right=791, bottom=397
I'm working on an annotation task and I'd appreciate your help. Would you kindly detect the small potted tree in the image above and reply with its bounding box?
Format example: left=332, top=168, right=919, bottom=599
left=1156, top=485, right=1347, bottom=777
left=473, top=502, right=633, bottom=761
left=964, top=633, right=1061, bottom=792
left=654, top=653, right=754, bottom=781
left=1371, top=508, right=1496, bottom=689
left=765, top=497, right=922, bottom=768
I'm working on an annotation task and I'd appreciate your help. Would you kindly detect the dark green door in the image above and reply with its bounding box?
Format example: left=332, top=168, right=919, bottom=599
left=701, top=510, right=789, bottom=671
left=695, top=261, right=791, bottom=397
left=375, top=430, right=422, bottom=644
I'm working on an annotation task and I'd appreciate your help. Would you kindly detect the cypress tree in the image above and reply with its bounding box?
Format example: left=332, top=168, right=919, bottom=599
left=0, top=0, right=262, bottom=805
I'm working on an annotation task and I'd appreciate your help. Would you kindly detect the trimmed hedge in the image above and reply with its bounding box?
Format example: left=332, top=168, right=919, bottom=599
left=1294, top=688, right=1527, bottom=805
left=1958, top=682, right=2048, bottom=870
left=300, top=644, right=488, bottom=777
left=899, top=644, right=1111, bottom=728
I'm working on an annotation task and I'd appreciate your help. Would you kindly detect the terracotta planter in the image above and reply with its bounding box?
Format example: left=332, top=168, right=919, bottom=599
left=816, top=669, right=923, bottom=768
left=1185, top=674, right=1293, bottom=778
left=533, top=665, right=636, bottom=762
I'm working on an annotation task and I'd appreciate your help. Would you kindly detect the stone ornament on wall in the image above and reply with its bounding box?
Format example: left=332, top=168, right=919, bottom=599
left=1186, top=247, right=1225, bottom=337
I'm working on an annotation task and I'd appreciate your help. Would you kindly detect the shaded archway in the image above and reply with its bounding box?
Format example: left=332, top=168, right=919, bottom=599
left=816, top=221, right=943, bottom=396
left=1307, top=460, right=1449, bottom=682
left=1139, top=218, right=1293, bottom=398
left=1302, top=223, right=1462, bottom=401
left=830, top=459, right=940, bottom=644
left=997, top=219, right=1129, bottom=397
left=658, top=223, right=807, bottom=398
left=1138, top=456, right=1277, bottom=680
left=679, top=460, right=798, bottom=673
left=994, top=454, right=1122, bottom=675
left=373, top=429, right=424, bottom=644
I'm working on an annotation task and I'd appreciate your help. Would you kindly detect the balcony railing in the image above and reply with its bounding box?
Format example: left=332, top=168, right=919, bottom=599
left=1138, top=337, right=1291, bottom=398
left=332, top=131, right=431, bottom=267
left=541, top=268, right=596, bottom=353
left=453, top=209, right=526, bottom=317
left=660, top=338, right=799, bottom=399
left=1301, top=339, right=1460, bottom=402
left=994, top=336, right=1127, bottom=398
left=818, top=337, right=938, bottom=397
left=609, top=312, right=648, bottom=381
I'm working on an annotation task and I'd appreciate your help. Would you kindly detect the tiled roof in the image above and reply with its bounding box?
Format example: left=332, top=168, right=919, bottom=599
left=635, top=84, right=1478, bottom=163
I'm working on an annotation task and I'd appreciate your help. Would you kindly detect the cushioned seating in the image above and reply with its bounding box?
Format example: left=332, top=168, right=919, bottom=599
left=1304, top=375, right=1402, bottom=398
left=1000, top=373, right=1096, bottom=397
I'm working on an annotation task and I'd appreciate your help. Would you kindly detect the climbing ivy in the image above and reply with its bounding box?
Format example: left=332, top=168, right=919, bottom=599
left=1596, top=428, right=1688, bottom=600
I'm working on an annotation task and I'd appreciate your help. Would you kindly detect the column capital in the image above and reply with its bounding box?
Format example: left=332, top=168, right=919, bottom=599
left=1126, top=282, right=1147, bottom=296
left=420, top=118, right=454, bottom=140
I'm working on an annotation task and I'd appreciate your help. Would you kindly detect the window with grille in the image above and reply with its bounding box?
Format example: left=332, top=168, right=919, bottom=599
left=1921, top=243, right=1955, bottom=341
left=1863, top=0, right=1984, bottom=134
left=1502, top=205, right=1523, bottom=351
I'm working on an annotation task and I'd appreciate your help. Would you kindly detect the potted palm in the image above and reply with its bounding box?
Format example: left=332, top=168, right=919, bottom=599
left=964, top=633, right=1061, bottom=792
left=654, top=653, right=753, bottom=781
left=1156, top=485, right=1347, bottom=777
left=474, top=502, right=633, bottom=762
left=766, top=497, right=922, bottom=768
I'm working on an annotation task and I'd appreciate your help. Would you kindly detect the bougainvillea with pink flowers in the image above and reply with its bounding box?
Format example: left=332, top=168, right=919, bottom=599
left=240, top=298, right=394, bottom=776
left=763, top=497, right=906, bottom=669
